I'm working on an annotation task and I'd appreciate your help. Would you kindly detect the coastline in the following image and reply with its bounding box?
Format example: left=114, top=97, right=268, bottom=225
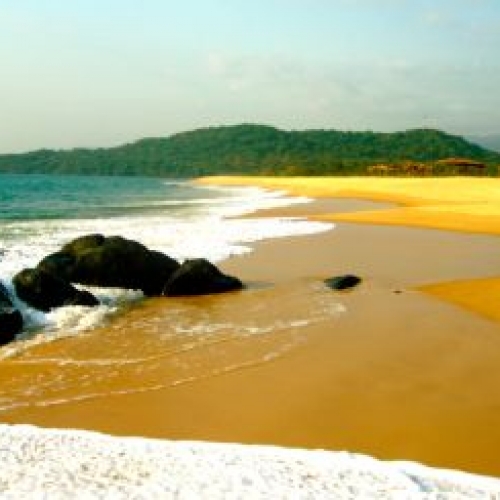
left=198, top=176, right=500, bottom=324
left=2, top=190, right=500, bottom=476
left=197, top=176, right=500, bottom=235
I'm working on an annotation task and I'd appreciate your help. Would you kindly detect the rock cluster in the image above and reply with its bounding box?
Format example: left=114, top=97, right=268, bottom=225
left=38, top=234, right=180, bottom=297
left=1, top=234, right=244, bottom=345
left=1, top=234, right=363, bottom=347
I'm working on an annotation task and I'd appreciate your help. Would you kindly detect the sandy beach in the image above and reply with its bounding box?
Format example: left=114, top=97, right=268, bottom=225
left=2, top=177, right=500, bottom=478
left=200, top=176, right=500, bottom=319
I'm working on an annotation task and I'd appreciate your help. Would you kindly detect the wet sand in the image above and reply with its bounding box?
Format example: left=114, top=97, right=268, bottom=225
left=200, top=176, right=500, bottom=322
left=3, top=197, right=500, bottom=476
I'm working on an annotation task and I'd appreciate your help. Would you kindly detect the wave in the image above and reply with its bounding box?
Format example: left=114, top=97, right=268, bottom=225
left=0, top=183, right=333, bottom=343
left=0, top=423, right=498, bottom=498
left=0, top=282, right=345, bottom=414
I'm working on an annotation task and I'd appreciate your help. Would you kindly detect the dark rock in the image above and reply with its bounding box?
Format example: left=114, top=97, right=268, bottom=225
left=0, top=281, right=23, bottom=345
left=38, top=252, right=77, bottom=282
left=163, top=258, right=244, bottom=297
left=13, top=268, right=99, bottom=312
left=324, top=274, right=362, bottom=291
left=142, top=249, right=181, bottom=296
left=64, top=289, right=101, bottom=308
left=40, top=234, right=180, bottom=296
left=61, top=233, right=105, bottom=254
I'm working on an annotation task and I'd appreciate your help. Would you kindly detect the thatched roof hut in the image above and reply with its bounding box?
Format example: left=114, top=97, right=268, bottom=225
left=436, top=158, right=485, bottom=168
left=435, top=158, right=486, bottom=175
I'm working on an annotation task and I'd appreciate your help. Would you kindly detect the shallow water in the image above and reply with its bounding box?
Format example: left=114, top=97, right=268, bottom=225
left=0, top=174, right=332, bottom=340
left=0, top=175, right=337, bottom=413
left=0, top=280, right=345, bottom=414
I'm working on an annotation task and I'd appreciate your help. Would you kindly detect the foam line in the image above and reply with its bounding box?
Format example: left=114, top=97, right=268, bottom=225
left=0, top=424, right=498, bottom=498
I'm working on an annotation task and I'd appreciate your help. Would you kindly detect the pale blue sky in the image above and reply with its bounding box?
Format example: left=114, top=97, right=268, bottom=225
left=1, top=0, right=499, bottom=152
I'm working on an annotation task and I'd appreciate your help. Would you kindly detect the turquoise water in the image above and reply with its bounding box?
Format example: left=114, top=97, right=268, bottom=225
left=0, top=174, right=339, bottom=419
left=0, top=174, right=221, bottom=221
left=0, top=173, right=330, bottom=336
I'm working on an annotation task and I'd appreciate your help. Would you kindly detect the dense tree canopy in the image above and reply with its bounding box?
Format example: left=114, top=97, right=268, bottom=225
left=0, top=124, right=498, bottom=177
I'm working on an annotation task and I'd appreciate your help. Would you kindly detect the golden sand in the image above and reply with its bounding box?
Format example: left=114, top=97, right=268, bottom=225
left=198, top=176, right=500, bottom=325
left=420, top=277, right=500, bottom=324
left=198, top=176, right=500, bottom=235
left=3, top=183, right=500, bottom=476
left=3, top=199, right=500, bottom=476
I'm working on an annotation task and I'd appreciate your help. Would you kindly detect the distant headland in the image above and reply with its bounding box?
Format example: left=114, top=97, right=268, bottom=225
left=1, top=124, right=499, bottom=177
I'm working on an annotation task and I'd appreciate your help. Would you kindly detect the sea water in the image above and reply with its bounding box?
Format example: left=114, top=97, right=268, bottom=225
left=0, top=173, right=341, bottom=413
left=0, top=173, right=332, bottom=337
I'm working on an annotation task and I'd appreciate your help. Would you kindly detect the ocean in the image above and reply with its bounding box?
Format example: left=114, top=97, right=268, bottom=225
left=0, top=173, right=339, bottom=412
left=0, top=173, right=332, bottom=334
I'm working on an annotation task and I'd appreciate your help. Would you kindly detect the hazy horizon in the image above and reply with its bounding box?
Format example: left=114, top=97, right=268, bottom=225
left=2, top=0, right=500, bottom=154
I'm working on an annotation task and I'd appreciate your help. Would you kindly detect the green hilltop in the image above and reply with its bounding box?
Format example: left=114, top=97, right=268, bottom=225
left=1, top=124, right=499, bottom=177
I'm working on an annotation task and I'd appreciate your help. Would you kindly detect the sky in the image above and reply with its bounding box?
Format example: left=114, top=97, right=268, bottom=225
left=1, top=0, right=499, bottom=153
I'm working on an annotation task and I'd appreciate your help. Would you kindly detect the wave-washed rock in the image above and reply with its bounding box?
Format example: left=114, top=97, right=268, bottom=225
left=13, top=268, right=99, bottom=312
left=39, top=234, right=180, bottom=297
left=8, top=235, right=243, bottom=341
left=163, top=258, right=243, bottom=297
left=0, top=281, right=23, bottom=345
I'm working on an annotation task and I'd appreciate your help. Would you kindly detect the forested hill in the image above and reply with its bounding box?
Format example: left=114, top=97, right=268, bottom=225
left=1, top=124, right=499, bottom=177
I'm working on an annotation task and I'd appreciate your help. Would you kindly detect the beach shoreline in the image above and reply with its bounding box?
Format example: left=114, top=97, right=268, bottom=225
left=198, top=175, right=500, bottom=235
left=2, top=182, right=500, bottom=476
left=198, top=176, right=500, bottom=323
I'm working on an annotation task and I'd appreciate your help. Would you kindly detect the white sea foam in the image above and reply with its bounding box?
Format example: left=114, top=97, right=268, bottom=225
left=0, top=424, right=498, bottom=499
left=0, top=183, right=338, bottom=414
left=0, top=184, right=332, bottom=341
